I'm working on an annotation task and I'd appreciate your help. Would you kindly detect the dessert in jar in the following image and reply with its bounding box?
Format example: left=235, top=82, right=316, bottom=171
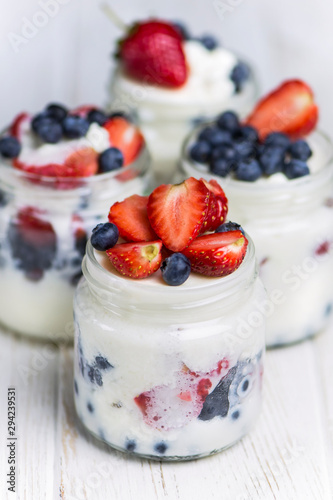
left=74, top=177, right=266, bottom=460
left=109, top=18, right=258, bottom=184
left=180, top=80, right=333, bottom=347
left=0, top=103, right=152, bottom=340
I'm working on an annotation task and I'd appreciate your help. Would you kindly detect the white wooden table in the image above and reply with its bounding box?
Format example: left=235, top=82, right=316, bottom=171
left=1, top=318, right=333, bottom=500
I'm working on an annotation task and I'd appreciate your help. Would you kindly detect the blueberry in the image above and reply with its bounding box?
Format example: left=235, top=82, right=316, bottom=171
left=234, top=125, right=258, bottom=143
left=236, top=159, right=262, bottom=181
left=264, top=132, right=290, bottom=149
left=71, top=271, right=83, bottom=287
left=0, top=137, right=21, bottom=158
left=259, top=146, right=285, bottom=175
left=98, top=147, right=124, bottom=173
left=36, top=120, right=63, bottom=144
left=199, top=126, right=232, bottom=147
left=230, top=62, right=250, bottom=92
left=231, top=409, right=240, bottom=420
left=74, top=380, right=79, bottom=395
left=126, top=440, right=137, bottom=452
left=87, top=402, right=94, bottom=413
left=62, top=115, right=90, bottom=139
left=87, top=109, right=108, bottom=126
left=189, top=140, right=211, bottom=163
left=287, top=139, right=312, bottom=161
left=234, top=141, right=256, bottom=159
left=0, top=190, right=9, bottom=207
left=31, top=112, right=50, bottom=133
left=216, top=221, right=244, bottom=234
left=212, top=143, right=237, bottom=162
left=161, top=253, right=191, bottom=286
left=46, top=103, right=68, bottom=122
left=210, top=158, right=232, bottom=177
left=172, top=20, right=191, bottom=40
left=75, top=230, right=87, bottom=257
left=94, top=368, right=103, bottom=387
left=155, top=442, right=168, bottom=454
left=217, top=111, right=240, bottom=133
left=91, top=222, right=119, bottom=251
left=199, top=366, right=237, bottom=421
left=95, top=355, right=113, bottom=370
left=198, top=34, right=219, bottom=51
left=284, top=159, right=310, bottom=179
left=109, top=111, right=132, bottom=121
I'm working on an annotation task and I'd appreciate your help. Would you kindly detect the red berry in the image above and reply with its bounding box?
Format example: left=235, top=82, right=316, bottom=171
left=199, top=178, right=228, bottom=233
left=10, top=112, right=30, bottom=139
left=245, top=79, right=318, bottom=140
left=147, top=177, right=210, bottom=252
left=103, top=117, right=144, bottom=166
left=108, top=194, right=157, bottom=242
left=182, top=231, right=248, bottom=277
left=118, top=20, right=188, bottom=88
left=106, top=240, right=162, bottom=279
left=14, top=207, right=56, bottom=247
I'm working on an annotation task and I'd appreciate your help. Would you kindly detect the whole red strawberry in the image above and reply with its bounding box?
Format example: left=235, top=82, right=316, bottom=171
left=118, top=20, right=188, bottom=88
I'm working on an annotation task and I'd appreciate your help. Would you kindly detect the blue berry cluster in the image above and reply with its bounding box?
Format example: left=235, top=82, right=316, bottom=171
left=189, top=111, right=312, bottom=181
left=77, top=336, right=113, bottom=388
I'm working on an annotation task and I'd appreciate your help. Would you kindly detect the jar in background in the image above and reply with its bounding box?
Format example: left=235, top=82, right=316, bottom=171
left=181, top=129, right=333, bottom=347
left=73, top=237, right=265, bottom=461
left=0, top=146, right=151, bottom=340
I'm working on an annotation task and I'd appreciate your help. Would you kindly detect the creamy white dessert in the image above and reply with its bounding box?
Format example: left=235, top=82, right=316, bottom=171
left=73, top=240, right=265, bottom=460
left=181, top=130, right=333, bottom=346
left=110, top=40, right=257, bottom=184
left=0, top=107, right=151, bottom=339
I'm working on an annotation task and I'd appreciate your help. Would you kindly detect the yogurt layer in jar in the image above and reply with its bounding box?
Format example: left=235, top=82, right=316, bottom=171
left=74, top=238, right=265, bottom=460
left=109, top=19, right=258, bottom=184
left=180, top=80, right=333, bottom=346
left=0, top=103, right=152, bottom=340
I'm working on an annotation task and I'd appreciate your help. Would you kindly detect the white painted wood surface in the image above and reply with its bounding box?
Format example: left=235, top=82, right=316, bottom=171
left=1, top=319, right=333, bottom=500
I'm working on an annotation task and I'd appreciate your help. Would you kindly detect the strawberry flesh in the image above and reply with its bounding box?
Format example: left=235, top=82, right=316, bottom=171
left=147, top=177, right=210, bottom=252
left=182, top=231, right=248, bottom=277
left=10, top=112, right=31, bottom=139
left=119, top=20, right=188, bottom=88
left=245, top=79, right=318, bottom=140
left=200, top=178, right=228, bottom=233
left=108, top=194, right=157, bottom=242
left=106, top=240, right=162, bottom=278
left=103, top=117, right=144, bottom=166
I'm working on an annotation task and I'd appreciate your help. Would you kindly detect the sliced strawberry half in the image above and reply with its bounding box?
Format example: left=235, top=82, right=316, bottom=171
left=200, top=179, right=228, bottom=233
left=118, top=20, right=188, bottom=88
left=13, top=147, right=98, bottom=178
left=108, top=194, right=157, bottom=242
left=106, top=240, right=162, bottom=279
left=182, top=231, right=248, bottom=277
left=245, top=79, right=318, bottom=140
left=147, top=177, right=210, bottom=252
left=103, top=117, right=144, bottom=166
left=10, top=112, right=31, bottom=139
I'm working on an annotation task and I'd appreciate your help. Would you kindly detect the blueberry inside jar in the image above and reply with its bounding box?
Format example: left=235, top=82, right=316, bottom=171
left=0, top=103, right=152, bottom=339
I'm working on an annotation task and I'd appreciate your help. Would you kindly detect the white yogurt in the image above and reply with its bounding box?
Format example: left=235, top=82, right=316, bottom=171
left=181, top=130, right=333, bottom=346
left=109, top=41, right=258, bottom=184
left=73, top=239, right=265, bottom=460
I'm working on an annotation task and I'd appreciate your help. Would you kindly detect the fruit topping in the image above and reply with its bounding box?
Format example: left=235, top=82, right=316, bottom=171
left=118, top=20, right=188, bottom=88
left=216, top=221, right=245, bottom=234
left=106, top=240, right=163, bottom=279
left=200, top=178, right=228, bottom=232
left=103, top=116, right=144, bottom=166
left=62, top=115, right=90, bottom=139
left=0, top=137, right=21, bottom=159
left=91, top=222, right=119, bottom=251
left=230, top=62, right=250, bottom=93
left=182, top=230, right=248, bottom=277
left=161, top=253, right=191, bottom=286
left=109, top=194, right=157, bottom=242
left=245, top=79, right=318, bottom=140
left=98, top=147, right=124, bottom=173
left=147, top=177, right=210, bottom=252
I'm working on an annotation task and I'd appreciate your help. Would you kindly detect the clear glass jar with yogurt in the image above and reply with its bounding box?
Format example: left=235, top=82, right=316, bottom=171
left=73, top=237, right=265, bottom=461
left=109, top=40, right=258, bottom=185
left=0, top=146, right=151, bottom=340
left=181, top=129, right=333, bottom=347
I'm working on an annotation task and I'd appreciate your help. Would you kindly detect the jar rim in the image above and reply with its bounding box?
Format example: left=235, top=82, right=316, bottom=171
left=182, top=127, right=333, bottom=195
left=82, top=234, right=257, bottom=305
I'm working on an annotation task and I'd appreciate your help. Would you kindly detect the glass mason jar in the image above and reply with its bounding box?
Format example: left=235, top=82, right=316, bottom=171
left=181, top=129, right=333, bottom=347
left=109, top=60, right=258, bottom=186
left=73, top=237, right=266, bottom=461
left=0, top=146, right=151, bottom=341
